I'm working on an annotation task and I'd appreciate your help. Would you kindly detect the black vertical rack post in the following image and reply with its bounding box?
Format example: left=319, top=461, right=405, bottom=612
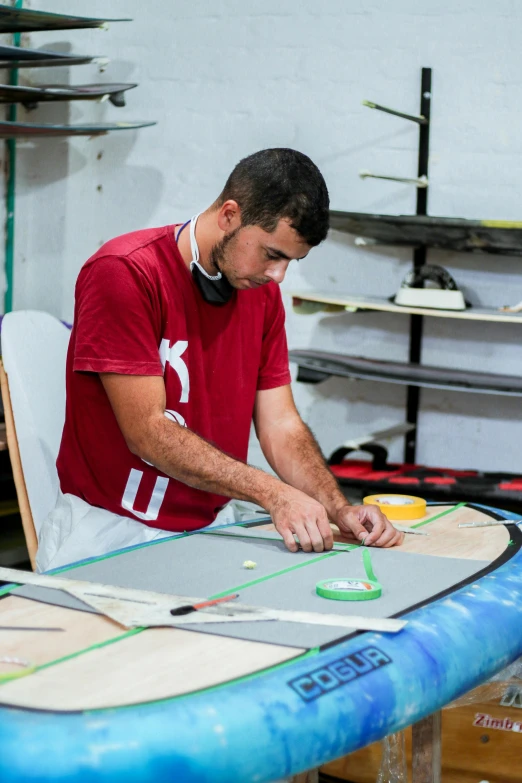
left=404, top=68, right=432, bottom=463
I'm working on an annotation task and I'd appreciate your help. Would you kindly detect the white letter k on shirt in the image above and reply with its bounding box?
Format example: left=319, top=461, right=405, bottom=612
left=159, top=338, right=189, bottom=403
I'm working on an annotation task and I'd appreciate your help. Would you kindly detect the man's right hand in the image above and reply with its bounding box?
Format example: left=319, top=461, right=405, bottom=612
left=267, top=487, right=334, bottom=553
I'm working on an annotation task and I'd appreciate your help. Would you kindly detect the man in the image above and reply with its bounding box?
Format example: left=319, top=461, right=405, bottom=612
left=37, top=148, right=401, bottom=572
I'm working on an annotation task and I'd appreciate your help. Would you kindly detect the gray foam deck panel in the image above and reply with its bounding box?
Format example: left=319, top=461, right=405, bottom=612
left=14, top=532, right=490, bottom=649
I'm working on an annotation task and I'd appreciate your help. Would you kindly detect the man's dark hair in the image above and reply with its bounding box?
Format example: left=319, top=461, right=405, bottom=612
left=216, top=148, right=329, bottom=247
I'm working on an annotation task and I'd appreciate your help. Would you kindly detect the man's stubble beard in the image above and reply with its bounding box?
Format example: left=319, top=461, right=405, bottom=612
left=208, top=227, right=241, bottom=286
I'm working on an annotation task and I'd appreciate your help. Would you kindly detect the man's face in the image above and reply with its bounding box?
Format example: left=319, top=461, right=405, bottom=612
left=209, top=218, right=310, bottom=290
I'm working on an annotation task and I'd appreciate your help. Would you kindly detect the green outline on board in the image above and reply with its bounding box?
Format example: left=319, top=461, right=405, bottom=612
left=0, top=538, right=350, bottom=685
left=208, top=550, right=345, bottom=599
left=411, top=502, right=467, bottom=529
left=98, top=645, right=322, bottom=714
left=0, top=502, right=484, bottom=700
left=201, top=529, right=356, bottom=551
left=0, top=522, right=261, bottom=596
left=0, top=628, right=146, bottom=684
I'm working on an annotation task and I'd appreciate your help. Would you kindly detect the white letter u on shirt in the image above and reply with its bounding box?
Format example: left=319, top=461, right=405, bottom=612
left=121, top=468, right=169, bottom=521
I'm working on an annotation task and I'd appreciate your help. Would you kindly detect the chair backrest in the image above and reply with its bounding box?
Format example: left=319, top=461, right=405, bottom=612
left=1, top=311, right=70, bottom=547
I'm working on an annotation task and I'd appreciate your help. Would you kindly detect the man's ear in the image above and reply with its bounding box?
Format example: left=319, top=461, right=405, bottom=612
left=217, top=200, right=242, bottom=232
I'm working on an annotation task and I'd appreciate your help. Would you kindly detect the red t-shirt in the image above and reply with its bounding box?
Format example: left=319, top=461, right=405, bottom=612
left=57, top=225, right=291, bottom=531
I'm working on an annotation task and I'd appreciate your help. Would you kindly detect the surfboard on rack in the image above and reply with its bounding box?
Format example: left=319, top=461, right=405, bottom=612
left=291, top=291, right=522, bottom=324
left=0, top=504, right=521, bottom=782
left=0, top=45, right=101, bottom=69
left=0, top=5, right=130, bottom=33
left=0, top=83, right=137, bottom=109
left=289, top=348, right=522, bottom=396
left=329, top=211, right=522, bottom=256
left=0, top=120, right=157, bottom=138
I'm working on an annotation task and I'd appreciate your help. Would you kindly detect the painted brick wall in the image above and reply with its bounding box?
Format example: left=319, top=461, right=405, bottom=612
left=6, top=0, right=522, bottom=473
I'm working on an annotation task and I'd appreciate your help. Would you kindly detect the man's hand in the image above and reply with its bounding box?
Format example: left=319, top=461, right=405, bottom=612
left=334, top=504, right=404, bottom=547
left=254, top=387, right=404, bottom=552
left=266, top=486, right=334, bottom=553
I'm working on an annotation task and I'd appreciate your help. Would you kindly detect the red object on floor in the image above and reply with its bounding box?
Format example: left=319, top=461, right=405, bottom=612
left=328, top=445, right=522, bottom=510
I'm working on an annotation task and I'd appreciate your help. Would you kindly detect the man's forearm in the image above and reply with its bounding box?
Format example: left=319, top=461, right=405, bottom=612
left=259, top=418, right=349, bottom=518
left=135, top=416, right=282, bottom=509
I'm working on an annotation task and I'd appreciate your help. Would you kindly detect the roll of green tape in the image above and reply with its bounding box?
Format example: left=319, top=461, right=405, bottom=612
left=316, top=549, right=382, bottom=601
left=316, top=577, right=381, bottom=601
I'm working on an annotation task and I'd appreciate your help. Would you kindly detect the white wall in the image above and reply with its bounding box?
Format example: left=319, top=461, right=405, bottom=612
left=6, top=0, right=522, bottom=473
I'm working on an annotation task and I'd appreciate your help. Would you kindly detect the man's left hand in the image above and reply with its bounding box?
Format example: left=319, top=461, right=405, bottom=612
left=334, top=504, right=404, bottom=548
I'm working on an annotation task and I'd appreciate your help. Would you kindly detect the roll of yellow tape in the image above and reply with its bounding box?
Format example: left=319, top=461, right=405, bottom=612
left=363, top=493, right=427, bottom=521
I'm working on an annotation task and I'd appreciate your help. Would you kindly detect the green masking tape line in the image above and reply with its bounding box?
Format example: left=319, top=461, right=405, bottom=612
left=0, top=628, right=146, bottom=687
left=362, top=548, right=377, bottom=583
left=202, top=529, right=356, bottom=552
left=0, top=662, right=37, bottom=684
left=411, top=502, right=467, bottom=529
left=331, top=542, right=357, bottom=551
left=316, top=549, right=382, bottom=601
left=209, top=550, right=344, bottom=600
left=37, top=627, right=145, bottom=673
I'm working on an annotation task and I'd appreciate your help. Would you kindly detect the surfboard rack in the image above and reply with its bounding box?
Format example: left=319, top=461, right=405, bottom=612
left=2, top=6, right=156, bottom=314
left=303, top=69, right=434, bottom=464
left=358, top=171, right=429, bottom=188
left=320, top=68, right=522, bottom=476
left=362, top=99, right=428, bottom=126
left=296, top=68, right=522, bottom=477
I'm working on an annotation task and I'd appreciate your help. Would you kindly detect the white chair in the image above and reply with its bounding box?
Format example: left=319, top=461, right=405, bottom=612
left=0, top=310, right=70, bottom=569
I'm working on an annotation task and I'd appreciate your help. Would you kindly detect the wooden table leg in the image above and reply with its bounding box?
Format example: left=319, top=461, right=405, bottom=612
left=412, top=711, right=442, bottom=783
